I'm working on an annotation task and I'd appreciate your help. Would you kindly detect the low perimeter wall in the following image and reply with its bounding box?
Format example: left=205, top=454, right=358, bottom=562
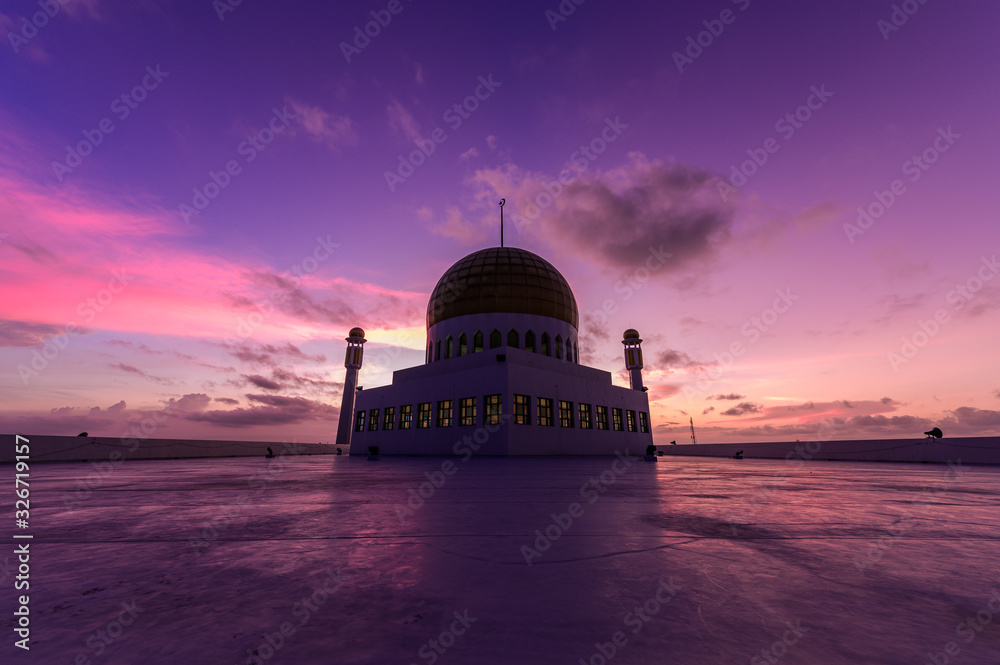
left=4, top=434, right=997, bottom=465
left=657, top=437, right=1000, bottom=465
left=1, top=434, right=339, bottom=463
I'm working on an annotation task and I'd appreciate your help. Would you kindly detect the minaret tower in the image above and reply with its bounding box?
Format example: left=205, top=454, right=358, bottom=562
left=335, top=327, right=367, bottom=449
left=622, top=329, right=644, bottom=391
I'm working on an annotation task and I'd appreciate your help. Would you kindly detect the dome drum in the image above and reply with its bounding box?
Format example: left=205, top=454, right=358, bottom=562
left=426, top=312, right=579, bottom=364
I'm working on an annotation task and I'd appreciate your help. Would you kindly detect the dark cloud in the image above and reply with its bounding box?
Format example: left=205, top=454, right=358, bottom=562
left=578, top=314, right=612, bottom=366
left=106, top=340, right=233, bottom=371
left=214, top=397, right=240, bottom=405
left=843, top=414, right=934, bottom=434
left=226, top=342, right=326, bottom=366
left=246, top=374, right=282, bottom=390
left=665, top=404, right=1000, bottom=440
left=4, top=409, right=117, bottom=436
left=271, top=368, right=342, bottom=392
left=652, top=349, right=710, bottom=374
left=232, top=271, right=422, bottom=330
left=472, top=155, right=733, bottom=273
left=9, top=240, right=57, bottom=264
left=109, top=363, right=173, bottom=385
left=873, top=293, right=927, bottom=324
left=721, top=402, right=763, bottom=417
left=953, top=285, right=1000, bottom=319
left=728, top=421, right=848, bottom=439
left=184, top=393, right=337, bottom=427
left=0, top=319, right=89, bottom=347
left=107, top=339, right=160, bottom=353
left=539, top=159, right=733, bottom=270
left=165, top=394, right=213, bottom=412
left=948, top=407, right=1000, bottom=431
left=702, top=406, right=715, bottom=415
left=708, top=393, right=745, bottom=401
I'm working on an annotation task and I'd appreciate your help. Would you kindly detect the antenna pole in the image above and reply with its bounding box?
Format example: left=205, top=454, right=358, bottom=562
left=690, top=417, right=697, bottom=445
left=499, top=198, right=505, bottom=248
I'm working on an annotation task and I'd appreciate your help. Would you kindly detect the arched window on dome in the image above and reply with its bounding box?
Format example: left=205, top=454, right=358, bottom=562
left=573, top=339, right=579, bottom=363
left=507, top=329, right=519, bottom=348
left=459, top=333, right=468, bottom=356
left=524, top=330, right=535, bottom=353
left=473, top=331, right=483, bottom=353
left=434, top=338, right=441, bottom=362
left=555, top=335, right=563, bottom=359
left=541, top=333, right=550, bottom=356
left=445, top=336, right=453, bottom=359
left=490, top=329, right=501, bottom=349
left=565, top=338, right=572, bottom=362
left=426, top=340, right=432, bottom=363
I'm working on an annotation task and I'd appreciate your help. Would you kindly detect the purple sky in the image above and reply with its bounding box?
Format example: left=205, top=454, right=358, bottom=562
left=2, top=0, right=998, bottom=443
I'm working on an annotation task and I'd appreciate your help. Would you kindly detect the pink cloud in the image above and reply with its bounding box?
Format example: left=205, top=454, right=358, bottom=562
left=0, top=168, right=422, bottom=346
left=285, top=98, right=358, bottom=150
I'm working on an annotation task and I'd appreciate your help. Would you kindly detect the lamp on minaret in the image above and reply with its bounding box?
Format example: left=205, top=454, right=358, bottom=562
left=622, top=329, right=644, bottom=391
left=334, top=327, right=366, bottom=449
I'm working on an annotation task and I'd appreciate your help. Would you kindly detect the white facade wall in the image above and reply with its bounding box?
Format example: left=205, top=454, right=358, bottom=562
left=350, top=346, right=652, bottom=456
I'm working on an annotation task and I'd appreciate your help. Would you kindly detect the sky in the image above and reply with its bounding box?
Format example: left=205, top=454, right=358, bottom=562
left=1, top=0, right=998, bottom=445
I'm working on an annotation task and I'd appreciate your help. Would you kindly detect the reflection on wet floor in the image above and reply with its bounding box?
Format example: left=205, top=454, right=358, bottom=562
left=10, top=456, right=1000, bottom=664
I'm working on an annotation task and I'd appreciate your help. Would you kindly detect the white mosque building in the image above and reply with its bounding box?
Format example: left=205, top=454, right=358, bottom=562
left=335, top=245, right=654, bottom=456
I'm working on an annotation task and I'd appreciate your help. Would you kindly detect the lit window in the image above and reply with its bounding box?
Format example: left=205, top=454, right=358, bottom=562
left=459, top=397, right=476, bottom=426
left=437, top=400, right=453, bottom=427
left=555, top=335, right=563, bottom=359
left=626, top=410, right=637, bottom=432
left=612, top=408, right=623, bottom=432
left=368, top=408, right=379, bottom=431
left=474, top=331, right=483, bottom=353
left=541, top=333, right=550, bottom=356
left=400, top=405, right=413, bottom=430
left=579, top=403, right=592, bottom=429
left=559, top=400, right=573, bottom=428
left=514, top=394, right=530, bottom=425
left=417, top=402, right=432, bottom=429
left=639, top=411, right=649, bottom=433
left=537, top=397, right=553, bottom=427
left=596, top=406, right=609, bottom=430
left=383, top=406, right=395, bottom=430
left=485, top=394, right=502, bottom=425
left=459, top=333, right=467, bottom=356
left=525, top=330, right=535, bottom=353
left=490, top=329, right=502, bottom=349
left=507, top=329, right=519, bottom=348
left=354, top=411, right=366, bottom=432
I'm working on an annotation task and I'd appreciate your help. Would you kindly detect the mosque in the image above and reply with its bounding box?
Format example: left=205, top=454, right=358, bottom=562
left=335, top=241, right=654, bottom=456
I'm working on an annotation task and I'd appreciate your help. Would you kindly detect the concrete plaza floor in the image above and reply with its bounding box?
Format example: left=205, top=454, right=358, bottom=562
left=6, top=453, right=1000, bottom=664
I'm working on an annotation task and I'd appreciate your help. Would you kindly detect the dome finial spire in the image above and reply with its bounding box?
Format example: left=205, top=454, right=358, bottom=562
left=499, top=198, right=505, bottom=248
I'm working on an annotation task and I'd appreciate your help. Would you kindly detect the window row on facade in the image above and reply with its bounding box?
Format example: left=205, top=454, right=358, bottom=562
left=355, top=395, right=649, bottom=433
left=426, top=329, right=579, bottom=363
